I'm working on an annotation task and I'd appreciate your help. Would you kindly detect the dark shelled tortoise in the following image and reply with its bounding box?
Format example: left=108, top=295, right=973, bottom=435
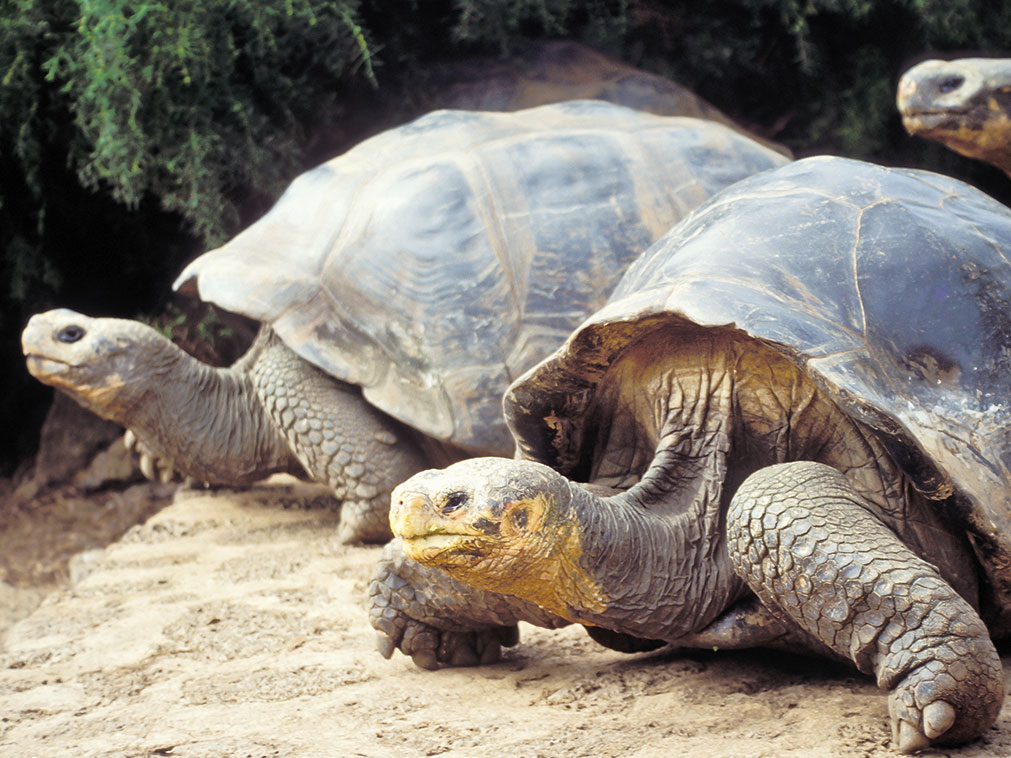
left=373, top=156, right=1011, bottom=752
left=422, top=40, right=789, bottom=157
left=898, top=57, right=1011, bottom=177
left=23, top=99, right=787, bottom=543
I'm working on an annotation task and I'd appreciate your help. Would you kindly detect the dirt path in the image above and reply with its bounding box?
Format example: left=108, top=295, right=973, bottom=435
left=1, top=477, right=1009, bottom=757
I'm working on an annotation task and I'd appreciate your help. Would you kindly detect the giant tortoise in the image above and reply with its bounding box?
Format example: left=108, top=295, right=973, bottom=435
left=373, top=156, right=1011, bottom=751
left=22, top=99, right=787, bottom=543
left=898, top=57, right=1011, bottom=177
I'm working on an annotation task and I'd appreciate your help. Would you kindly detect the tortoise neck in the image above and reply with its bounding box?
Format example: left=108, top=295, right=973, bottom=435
left=122, top=330, right=298, bottom=484
left=553, top=472, right=744, bottom=642
left=540, top=338, right=745, bottom=640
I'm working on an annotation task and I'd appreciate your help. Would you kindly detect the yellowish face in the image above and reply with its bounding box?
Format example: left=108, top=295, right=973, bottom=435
left=393, top=488, right=552, bottom=566
left=389, top=457, right=608, bottom=620
left=390, top=457, right=560, bottom=570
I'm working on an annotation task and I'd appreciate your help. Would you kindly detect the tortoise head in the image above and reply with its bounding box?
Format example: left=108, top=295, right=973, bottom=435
left=22, top=309, right=177, bottom=421
left=897, top=58, right=1011, bottom=177
left=390, top=457, right=583, bottom=598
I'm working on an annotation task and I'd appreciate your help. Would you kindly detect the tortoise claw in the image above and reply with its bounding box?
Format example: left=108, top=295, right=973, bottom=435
left=374, top=611, right=509, bottom=670
left=890, top=700, right=957, bottom=753
left=125, top=430, right=179, bottom=483
left=375, top=633, right=395, bottom=660
left=368, top=544, right=519, bottom=670
left=158, top=460, right=176, bottom=484
left=410, top=650, right=440, bottom=670
left=923, top=701, right=956, bottom=740
left=139, top=452, right=156, bottom=481
left=895, top=719, right=931, bottom=754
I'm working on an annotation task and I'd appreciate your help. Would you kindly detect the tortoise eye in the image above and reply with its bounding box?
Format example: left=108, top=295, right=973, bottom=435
left=441, top=491, right=468, bottom=513
left=938, top=76, right=964, bottom=94
left=56, top=325, right=86, bottom=343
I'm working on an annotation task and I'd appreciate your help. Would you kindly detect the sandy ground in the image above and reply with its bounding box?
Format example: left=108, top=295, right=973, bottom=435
left=1, top=476, right=1010, bottom=758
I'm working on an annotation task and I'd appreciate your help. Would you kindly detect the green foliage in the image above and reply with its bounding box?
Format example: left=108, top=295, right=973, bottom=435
left=5, top=0, right=1010, bottom=321
left=0, top=0, right=379, bottom=470
left=146, top=301, right=248, bottom=367
left=1, top=1, right=48, bottom=192
left=2, top=0, right=381, bottom=333
left=453, top=0, right=629, bottom=52
left=36, top=0, right=374, bottom=244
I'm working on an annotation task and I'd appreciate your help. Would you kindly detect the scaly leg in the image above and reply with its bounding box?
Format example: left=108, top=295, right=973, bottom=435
left=671, top=595, right=830, bottom=655
left=251, top=340, right=430, bottom=543
left=727, top=461, right=1003, bottom=753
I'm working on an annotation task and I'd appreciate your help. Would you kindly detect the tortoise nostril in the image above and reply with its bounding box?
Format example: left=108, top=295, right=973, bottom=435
left=938, top=76, right=964, bottom=94
left=56, top=325, right=86, bottom=343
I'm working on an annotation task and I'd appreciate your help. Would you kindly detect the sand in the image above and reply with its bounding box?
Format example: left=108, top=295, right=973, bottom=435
left=1, top=476, right=1009, bottom=757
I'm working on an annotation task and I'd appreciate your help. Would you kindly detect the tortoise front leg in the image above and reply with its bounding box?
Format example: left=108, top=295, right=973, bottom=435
left=727, top=461, right=1004, bottom=753
left=369, top=538, right=570, bottom=669
left=250, top=340, right=430, bottom=543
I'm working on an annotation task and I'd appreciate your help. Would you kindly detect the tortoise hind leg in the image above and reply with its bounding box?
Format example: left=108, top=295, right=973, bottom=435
left=669, top=595, right=829, bottom=655
left=727, top=461, right=1003, bottom=753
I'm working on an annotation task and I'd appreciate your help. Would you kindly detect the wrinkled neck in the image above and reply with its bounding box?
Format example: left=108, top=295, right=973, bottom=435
left=117, top=333, right=298, bottom=485
left=543, top=338, right=745, bottom=640
left=555, top=472, right=743, bottom=642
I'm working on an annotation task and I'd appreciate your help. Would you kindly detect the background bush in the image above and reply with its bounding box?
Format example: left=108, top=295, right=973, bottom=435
left=3, top=0, right=1010, bottom=473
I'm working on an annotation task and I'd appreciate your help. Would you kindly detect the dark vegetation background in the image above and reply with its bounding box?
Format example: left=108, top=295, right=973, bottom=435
left=3, top=0, right=1011, bottom=475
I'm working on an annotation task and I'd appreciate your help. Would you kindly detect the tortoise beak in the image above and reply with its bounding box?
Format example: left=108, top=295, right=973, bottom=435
left=388, top=489, right=435, bottom=539
left=390, top=488, right=479, bottom=564
left=896, top=73, right=916, bottom=110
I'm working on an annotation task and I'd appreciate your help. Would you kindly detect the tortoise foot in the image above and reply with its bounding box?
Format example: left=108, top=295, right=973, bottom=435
left=885, top=634, right=1004, bottom=752
left=891, top=693, right=954, bottom=753
left=337, top=498, right=394, bottom=544
left=895, top=701, right=955, bottom=753
left=369, top=538, right=531, bottom=669
left=373, top=612, right=516, bottom=670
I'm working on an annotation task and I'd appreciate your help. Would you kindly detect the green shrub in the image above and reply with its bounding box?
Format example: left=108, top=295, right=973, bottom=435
left=624, top=0, right=1011, bottom=157
left=8, top=0, right=374, bottom=245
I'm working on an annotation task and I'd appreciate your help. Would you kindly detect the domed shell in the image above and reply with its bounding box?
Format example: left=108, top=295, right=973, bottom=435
left=507, top=155, right=1011, bottom=607
left=174, top=99, right=788, bottom=455
left=430, top=40, right=752, bottom=134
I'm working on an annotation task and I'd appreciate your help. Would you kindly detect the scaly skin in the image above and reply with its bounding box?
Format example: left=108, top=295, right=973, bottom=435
left=369, top=538, right=567, bottom=669
left=384, top=456, right=1004, bottom=751
left=371, top=333, right=999, bottom=752
left=369, top=537, right=811, bottom=664
left=22, top=310, right=300, bottom=486
left=250, top=337, right=429, bottom=543
left=728, top=461, right=1004, bottom=752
